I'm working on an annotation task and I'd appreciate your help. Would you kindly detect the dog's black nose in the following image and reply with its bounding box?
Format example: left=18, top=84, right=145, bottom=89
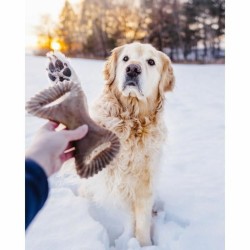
left=126, top=64, right=142, bottom=78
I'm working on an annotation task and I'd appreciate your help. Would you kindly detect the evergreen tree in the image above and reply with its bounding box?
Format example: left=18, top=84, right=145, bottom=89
left=56, top=0, right=78, bottom=56
left=34, top=0, right=225, bottom=62
left=182, top=0, right=201, bottom=61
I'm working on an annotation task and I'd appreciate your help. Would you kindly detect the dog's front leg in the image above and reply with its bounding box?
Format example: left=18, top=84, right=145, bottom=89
left=133, top=184, right=153, bottom=246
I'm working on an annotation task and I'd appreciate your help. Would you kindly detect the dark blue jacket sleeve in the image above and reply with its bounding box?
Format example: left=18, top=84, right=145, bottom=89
left=25, top=159, right=49, bottom=229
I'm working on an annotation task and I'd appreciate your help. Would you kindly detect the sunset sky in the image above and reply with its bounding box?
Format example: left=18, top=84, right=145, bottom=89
left=25, top=0, right=79, bottom=49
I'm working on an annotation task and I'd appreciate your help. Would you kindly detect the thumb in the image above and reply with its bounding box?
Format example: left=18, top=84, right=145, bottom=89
left=64, top=124, right=88, bottom=141
left=41, top=121, right=59, bottom=131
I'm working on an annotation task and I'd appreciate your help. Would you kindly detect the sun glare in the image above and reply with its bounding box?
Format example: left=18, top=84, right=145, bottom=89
left=51, top=40, right=61, bottom=51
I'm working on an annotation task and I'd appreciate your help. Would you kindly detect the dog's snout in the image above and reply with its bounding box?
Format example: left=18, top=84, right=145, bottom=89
left=126, top=64, right=142, bottom=77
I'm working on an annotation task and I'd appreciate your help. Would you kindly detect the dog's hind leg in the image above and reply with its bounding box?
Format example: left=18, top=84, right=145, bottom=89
left=46, top=51, right=81, bottom=84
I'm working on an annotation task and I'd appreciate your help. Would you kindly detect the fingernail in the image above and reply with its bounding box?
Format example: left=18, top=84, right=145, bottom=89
left=82, top=124, right=88, bottom=132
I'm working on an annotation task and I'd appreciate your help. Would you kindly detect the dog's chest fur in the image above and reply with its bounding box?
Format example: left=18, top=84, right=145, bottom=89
left=88, top=94, right=167, bottom=202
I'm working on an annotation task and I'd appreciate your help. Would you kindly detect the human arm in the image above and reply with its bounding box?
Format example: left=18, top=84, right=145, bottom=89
left=25, top=121, right=88, bottom=229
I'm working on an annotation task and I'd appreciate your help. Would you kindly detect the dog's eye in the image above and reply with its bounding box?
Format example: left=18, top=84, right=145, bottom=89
left=147, top=59, right=155, bottom=66
left=123, top=56, right=129, bottom=62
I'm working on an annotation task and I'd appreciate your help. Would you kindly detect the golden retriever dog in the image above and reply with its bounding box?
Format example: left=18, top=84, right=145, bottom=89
left=78, top=42, right=174, bottom=246
left=47, top=42, right=174, bottom=247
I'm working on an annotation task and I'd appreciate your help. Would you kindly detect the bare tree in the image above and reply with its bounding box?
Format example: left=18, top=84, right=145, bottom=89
left=35, top=15, right=55, bottom=54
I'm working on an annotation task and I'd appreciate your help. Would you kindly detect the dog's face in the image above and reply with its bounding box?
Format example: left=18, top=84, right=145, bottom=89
left=104, top=43, right=174, bottom=101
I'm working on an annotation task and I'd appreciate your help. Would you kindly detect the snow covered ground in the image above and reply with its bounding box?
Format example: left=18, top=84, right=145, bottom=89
left=25, top=55, right=224, bottom=250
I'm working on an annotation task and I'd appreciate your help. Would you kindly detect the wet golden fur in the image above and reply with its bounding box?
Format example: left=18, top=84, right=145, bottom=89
left=78, top=43, right=174, bottom=246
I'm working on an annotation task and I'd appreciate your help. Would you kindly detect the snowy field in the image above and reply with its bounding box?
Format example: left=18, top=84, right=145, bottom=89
left=25, top=55, right=224, bottom=250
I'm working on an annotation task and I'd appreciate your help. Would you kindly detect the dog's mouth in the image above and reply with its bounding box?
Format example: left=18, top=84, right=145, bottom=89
left=122, top=79, right=144, bottom=96
left=126, top=81, right=137, bottom=87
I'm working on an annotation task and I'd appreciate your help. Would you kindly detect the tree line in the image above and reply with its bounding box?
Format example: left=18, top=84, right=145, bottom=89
left=35, top=0, right=225, bottom=63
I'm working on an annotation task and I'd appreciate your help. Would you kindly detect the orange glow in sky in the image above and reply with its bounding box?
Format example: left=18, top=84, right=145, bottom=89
left=51, top=40, right=61, bottom=51
left=26, top=0, right=79, bottom=49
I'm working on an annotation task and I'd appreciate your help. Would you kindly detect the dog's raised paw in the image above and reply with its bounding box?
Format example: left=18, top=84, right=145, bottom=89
left=46, top=51, right=80, bottom=84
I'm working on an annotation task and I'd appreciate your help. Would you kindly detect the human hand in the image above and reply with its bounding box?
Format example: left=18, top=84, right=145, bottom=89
left=26, top=121, right=88, bottom=176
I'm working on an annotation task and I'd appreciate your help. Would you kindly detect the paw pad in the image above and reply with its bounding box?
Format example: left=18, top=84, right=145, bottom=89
left=48, top=73, right=56, bottom=81
left=55, top=59, right=64, bottom=71
left=47, top=58, right=72, bottom=83
left=49, top=62, right=55, bottom=73
left=63, top=68, right=71, bottom=77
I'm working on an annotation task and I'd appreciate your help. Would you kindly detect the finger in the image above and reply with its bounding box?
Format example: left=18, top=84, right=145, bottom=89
left=64, top=142, right=74, bottom=152
left=41, top=121, right=59, bottom=131
left=55, top=123, right=67, bottom=132
left=63, top=124, right=88, bottom=141
left=61, top=151, right=74, bottom=163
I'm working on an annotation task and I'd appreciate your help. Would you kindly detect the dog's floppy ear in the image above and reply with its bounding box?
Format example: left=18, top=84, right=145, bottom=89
left=158, top=51, right=175, bottom=92
left=103, top=45, right=124, bottom=85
